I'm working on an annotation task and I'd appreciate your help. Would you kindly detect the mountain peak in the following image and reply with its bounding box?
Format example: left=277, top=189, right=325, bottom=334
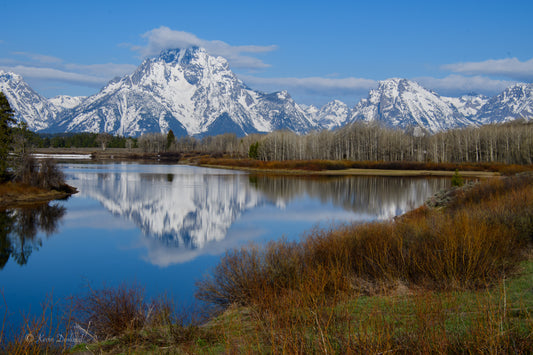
left=351, top=78, right=471, bottom=132
left=0, top=70, right=57, bottom=131
left=377, top=78, right=427, bottom=92
left=0, top=70, right=23, bottom=82
left=476, top=82, right=533, bottom=123
left=158, top=46, right=207, bottom=64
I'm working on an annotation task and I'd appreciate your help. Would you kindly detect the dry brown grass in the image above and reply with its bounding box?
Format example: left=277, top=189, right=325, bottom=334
left=197, top=175, right=533, bottom=313
left=0, top=182, right=42, bottom=196
left=196, top=157, right=533, bottom=175
left=195, top=173, right=533, bottom=353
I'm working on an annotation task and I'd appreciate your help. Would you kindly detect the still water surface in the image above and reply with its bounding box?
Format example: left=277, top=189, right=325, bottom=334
left=0, top=163, right=450, bottom=323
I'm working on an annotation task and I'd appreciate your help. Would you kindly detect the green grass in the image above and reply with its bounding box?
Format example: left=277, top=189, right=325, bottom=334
left=29, top=258, right=530, bottom=354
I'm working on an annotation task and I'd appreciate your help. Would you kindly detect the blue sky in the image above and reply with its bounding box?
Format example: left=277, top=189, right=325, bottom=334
left=1, top=0, right=532, bottom=106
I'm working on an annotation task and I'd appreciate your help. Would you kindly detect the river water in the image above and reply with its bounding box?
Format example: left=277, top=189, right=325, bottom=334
left=0, top=162, right=450, bottom=329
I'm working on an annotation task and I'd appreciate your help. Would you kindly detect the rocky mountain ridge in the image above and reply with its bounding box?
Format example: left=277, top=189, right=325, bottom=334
left=1, top=47, right=532, bottom=136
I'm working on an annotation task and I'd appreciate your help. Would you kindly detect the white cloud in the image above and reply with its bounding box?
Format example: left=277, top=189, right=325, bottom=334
left=1, top=51, right=137, bottom=89
left=442, top=57, right=533, bottom=81
left=415, top=74, right=517, bottom=96
left=0, top=65, right=108, bottom=87
left=239, top=74, right=377, bottom=95
left=12, top=51, right=63, bottom=64
left=134, top=26, right=277, bottom=69
left=64, top=63, right=137, bottom=78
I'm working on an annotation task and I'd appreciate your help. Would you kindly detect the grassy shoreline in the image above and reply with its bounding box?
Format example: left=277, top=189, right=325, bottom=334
left=0, top=181, right=77, bottom=208
left=198, top=163, right=500, bottom=178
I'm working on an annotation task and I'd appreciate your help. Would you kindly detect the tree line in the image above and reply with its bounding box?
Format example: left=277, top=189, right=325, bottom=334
left=157, top=120, right=533, bottom=165
left=26, top=132, right=137, bottom=150
left=26, top=119, right=533, bottom=166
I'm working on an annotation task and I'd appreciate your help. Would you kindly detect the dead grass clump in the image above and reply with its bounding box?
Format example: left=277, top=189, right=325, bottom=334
left=72, top=283, right=150, bottom=340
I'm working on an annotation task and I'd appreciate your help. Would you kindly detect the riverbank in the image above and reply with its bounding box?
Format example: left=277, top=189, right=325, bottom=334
left=190, top=157, right=531, bottom=177
left=0, top=182, right=77, bottom=208
left=199, top=163, right=499, bottom=178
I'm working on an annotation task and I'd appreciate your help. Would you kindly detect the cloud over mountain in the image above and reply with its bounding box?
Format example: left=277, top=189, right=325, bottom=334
left=415, top=74, right=517, bottom=96
left=133, top=26, right=277, bottom=69
left=442, top=57, right=533, bottom=81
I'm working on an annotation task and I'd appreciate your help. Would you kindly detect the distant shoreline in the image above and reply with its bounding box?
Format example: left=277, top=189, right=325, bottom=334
left=32, top=147, right=514, bottom=178
left=195, top=163, right=499, bottom=178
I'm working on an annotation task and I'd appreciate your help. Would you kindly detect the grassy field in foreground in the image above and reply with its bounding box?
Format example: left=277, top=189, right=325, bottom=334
left=2, top=174, right=533, bottom=353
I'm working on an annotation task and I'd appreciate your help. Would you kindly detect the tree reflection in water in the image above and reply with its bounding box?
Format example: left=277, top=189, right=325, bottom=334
left=0, top=203, right=66, bottom=269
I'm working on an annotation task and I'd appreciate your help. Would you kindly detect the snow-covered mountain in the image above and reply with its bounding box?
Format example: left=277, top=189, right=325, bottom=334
left=442, top=94, right=489, bottom=119
left=0, top=70, right=58, bottom=131
left=348, top=78, right=478, bottom=133
left=303, top=100, right=350, bottom=130
left=1, top=50, right=532, bottom=136
left=50, top=47, right=316, bottom=137
left=48, top=95, right=86, bottom=110
left=475, top=83, right=533, bottom=124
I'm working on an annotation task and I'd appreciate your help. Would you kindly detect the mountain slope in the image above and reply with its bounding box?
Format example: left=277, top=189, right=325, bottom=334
left=303, top=100, right=350, bottom=130
left=0, top=70, right=58, bottom=131
left=475, top=83, right=533, bottom=124
left=48, top=95, right=86, bottom=110
left=349, top=78, right=477, bottom=133
left=442, top=94, right=488, bottom=118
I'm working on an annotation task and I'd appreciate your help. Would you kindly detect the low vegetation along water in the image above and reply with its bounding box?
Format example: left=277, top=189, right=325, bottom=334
left=0, top=163, right=449, bottom=342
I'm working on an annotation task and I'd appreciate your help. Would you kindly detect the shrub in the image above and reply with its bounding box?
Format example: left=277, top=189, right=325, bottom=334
left=37, top=159, right=66, bottom=190
left=73, top=283, right=149, bottom=339
left=13, top=155, right=67, bottom=191
left=197, top=174, right=533, bottom=310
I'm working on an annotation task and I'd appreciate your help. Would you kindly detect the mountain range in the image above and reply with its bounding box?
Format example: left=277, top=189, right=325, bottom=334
left=1, top=47, right=532, bottom=137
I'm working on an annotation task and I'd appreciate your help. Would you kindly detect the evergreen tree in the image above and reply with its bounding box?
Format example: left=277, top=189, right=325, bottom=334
left=451, top=169, right=464, bottom=187
left=166, top=129, right=175, bottom=150
left=248, top=141, right=260, bottom=159
left=0, top=92, right=15, bottom=179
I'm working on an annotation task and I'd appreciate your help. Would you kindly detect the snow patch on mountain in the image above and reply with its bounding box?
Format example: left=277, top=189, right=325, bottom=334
left=442, top=94, right=488, bottom=118
left=48, top=95, right=86, bottom=110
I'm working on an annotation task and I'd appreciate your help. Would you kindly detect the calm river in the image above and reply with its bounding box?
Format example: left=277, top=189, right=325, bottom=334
left=0, top=162, right=450, bottom=327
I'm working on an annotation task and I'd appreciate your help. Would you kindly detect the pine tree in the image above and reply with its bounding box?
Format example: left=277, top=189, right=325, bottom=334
left=166, top=129, right=175, bottom=150
left=451, top=169, right=464, bottom=187
left=0, top=92, right=15, bottom=179
left=248, top=141, right=260, bottom=159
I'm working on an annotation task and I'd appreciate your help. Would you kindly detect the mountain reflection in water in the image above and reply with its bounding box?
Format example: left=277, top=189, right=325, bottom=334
left=64, top=164, right=449, bottom=266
